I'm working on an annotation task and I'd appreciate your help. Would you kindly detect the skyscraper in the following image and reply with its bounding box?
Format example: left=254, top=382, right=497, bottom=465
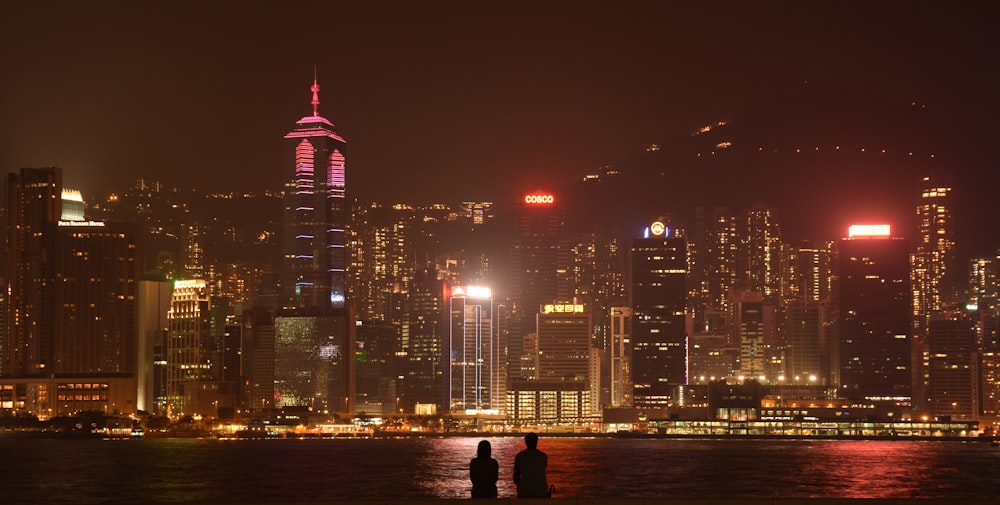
left=508, top=192, right=571, bottom=381
left=275, top=73, right=355, bottom=414
left=166, top=279, right=213, bottom=416
left=629, top=220, right=687, bottom=408
left=742, top=205, right=783, bottom=300
left=53, top=220, right=137, bottom=377
left=912, top=174, right=957, bottom=337
left=834, top=224, right=912, bottom=402
left=399, top=266, right=447, bottom=412
left=609, top=306, right=632, bottom=407
left=3, top=167, right=61, bottom=377
left=449, top=285, right=500, bottom=413
left=535, top=301, right=596, bottom=412
left=690, top=207, right=739, bottom=328
left=282, top=72, right=348, bottom=311
left=925, top=318, right=977, bottom=420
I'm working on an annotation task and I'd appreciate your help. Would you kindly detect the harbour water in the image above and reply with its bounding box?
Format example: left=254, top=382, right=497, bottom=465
left=1, top=436, right=999, bottom=504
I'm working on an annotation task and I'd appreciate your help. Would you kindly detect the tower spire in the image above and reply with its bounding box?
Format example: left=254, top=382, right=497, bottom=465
left=310, top=65, right=320, bottom=117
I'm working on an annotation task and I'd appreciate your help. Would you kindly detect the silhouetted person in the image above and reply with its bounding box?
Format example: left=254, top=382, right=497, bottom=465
left=470, top=440, right=499, bottom=498
left=512, top=432, right=549, bottom=498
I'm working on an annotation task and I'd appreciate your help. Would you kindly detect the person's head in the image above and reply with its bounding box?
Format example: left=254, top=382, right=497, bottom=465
left=524, top=432, right=538, bottom=449
left=477, top=439, right=492, bottom=458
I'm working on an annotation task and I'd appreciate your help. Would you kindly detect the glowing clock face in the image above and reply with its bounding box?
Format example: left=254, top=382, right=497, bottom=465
left=650, top=221, right=666, bottom=236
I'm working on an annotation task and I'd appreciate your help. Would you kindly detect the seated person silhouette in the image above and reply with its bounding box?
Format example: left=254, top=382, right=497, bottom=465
left=512, top=432, right=550, bottom=498
left=470, top=440, right=499, bottom=498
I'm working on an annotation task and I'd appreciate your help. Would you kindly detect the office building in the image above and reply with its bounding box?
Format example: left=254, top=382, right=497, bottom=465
left=274, top=312, right=353, bottom=413
left=399, top=266, right=447, bottom=412
left=166, top=279, right=215, bottom=417
left=275, top=73, right=356, bottom=414
left=925, top=318, right=977, bottom=420
left=609, top=306, right=632, bottom=407
left=2, top=171, right=140, bottom=417
left=535, top=302, right=595, bottom=412
left=912, top=174, right=957, bottom=336
left=629, top=220, right=688, bottom=408
left=3, top=167, right=62, bottom=378
left=449, top=285, right=501, bottom=414
left=835, top=224, right=912, bottom=402
left=282, top=73, right=348, bottom=311
left=508, top=192, right=571, bottom=381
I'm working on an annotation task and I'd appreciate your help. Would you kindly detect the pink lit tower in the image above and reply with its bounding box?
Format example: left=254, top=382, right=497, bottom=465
left=276, top=70, right=356, bottom=414
left=282, top=70, right=348, bottom=311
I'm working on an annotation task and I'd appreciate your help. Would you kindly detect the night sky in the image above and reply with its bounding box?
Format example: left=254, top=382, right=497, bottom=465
left=2, top=2, right=998, bottom=249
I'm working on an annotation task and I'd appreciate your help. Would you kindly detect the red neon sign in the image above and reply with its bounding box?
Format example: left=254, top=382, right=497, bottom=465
left=524, top=194, right=555, bottom=205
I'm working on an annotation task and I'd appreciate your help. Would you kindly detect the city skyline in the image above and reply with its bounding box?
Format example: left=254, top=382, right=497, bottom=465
left=2, top=2, right=998, bottom=253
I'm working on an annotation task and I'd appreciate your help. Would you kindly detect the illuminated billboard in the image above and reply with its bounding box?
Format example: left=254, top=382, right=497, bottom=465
left=451, top=285, right=492, bottom=299
left=848, top=224, right=891, bottom=238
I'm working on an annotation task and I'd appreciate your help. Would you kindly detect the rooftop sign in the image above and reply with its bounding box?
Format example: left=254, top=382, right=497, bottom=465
left=848, top=224, right=891, bottom=238
left=523, top=193, right=555, bottom=205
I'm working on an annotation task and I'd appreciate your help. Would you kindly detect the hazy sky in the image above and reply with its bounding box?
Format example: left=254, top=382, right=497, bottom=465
left=2, top=1, right=997, bottom=211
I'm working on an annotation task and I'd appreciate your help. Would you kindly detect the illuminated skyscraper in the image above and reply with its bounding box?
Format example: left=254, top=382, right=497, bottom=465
left=399, top=266, right=447, bottom=412
left=282, top=72, right=348, bottom=311
left=912, top=174, right=957, bottom=336
left=690, top=207, right=739, bottom=327
left=166, top=279, right=214, bottom=416
left=834, top=225, right=912, bottom=402
left=535, top=303, right=590, bottom=380
left=629, top=220, right=687, bottom=408
left=3, top=167, right=61, bottom=377
left=609, top=306, right=632, bottom=407
left=924, top=318, right=977, bottom=420
left=449, top=285, right=500, bottom=413
left=2, top=173, right=140, bottom=417
left=734, top=291, right=770, bottom=380
left=509, top=192, right=571, bottom=381
left=742, top=205, right=783, bottom=300
left=276, top=72, right=355, bottom=413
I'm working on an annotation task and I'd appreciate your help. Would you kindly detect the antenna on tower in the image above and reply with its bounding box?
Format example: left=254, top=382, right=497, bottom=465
left=310, top=65, right=320, bottom=116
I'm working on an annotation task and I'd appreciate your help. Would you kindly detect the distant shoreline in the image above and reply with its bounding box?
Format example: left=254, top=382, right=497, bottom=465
left=2, top=429, right=994, bottom=443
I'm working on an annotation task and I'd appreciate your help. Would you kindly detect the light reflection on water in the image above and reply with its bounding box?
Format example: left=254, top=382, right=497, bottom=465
left=1, top=436, right=998, bottom=503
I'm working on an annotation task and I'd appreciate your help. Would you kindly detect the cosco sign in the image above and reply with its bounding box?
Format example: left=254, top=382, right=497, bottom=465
left=524, top=194, right=555, bottom=204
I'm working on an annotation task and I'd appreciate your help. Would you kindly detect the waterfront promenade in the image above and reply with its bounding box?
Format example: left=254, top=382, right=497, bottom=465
left=239, top=501, right=998, bottom=505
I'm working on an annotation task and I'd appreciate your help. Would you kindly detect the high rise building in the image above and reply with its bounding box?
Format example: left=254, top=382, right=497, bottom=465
left=834, top=224, right=912, bottom=402
left=742, top=205, right=783, bottom=300
left=2, top=171, right=140, bottom=417
left=243, top=307, right=275, bottom=412
left=448, top=285, right=501, bottom=414
left=166, top=279, right=215, bottom=416
left=924, top=318, right=978, bottom=420
left=690, top=207, right=740, bottom=329
left=508, top=192, right=571, bottom=381
left=138, top=279, right=173, bottom=415
left=53, top=220, right=137, bottom=376
left=629, top=219, right=687, bottom=408
left=783, top=299, right=823, bottom=384
left=912, top=174, right=957, bottom=337
left=535, top=302, right=597, bottom=413
left=399, top=266, right=447, bottom=412
left=275, top=73, right=355, bottom=414
left=3, top=167, right=61, bottom=377
left=282, top=73, right=348, bottom=311
left=734, top=291, right=769, bottom=380
left=609, top=306, right=632, bottom=407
